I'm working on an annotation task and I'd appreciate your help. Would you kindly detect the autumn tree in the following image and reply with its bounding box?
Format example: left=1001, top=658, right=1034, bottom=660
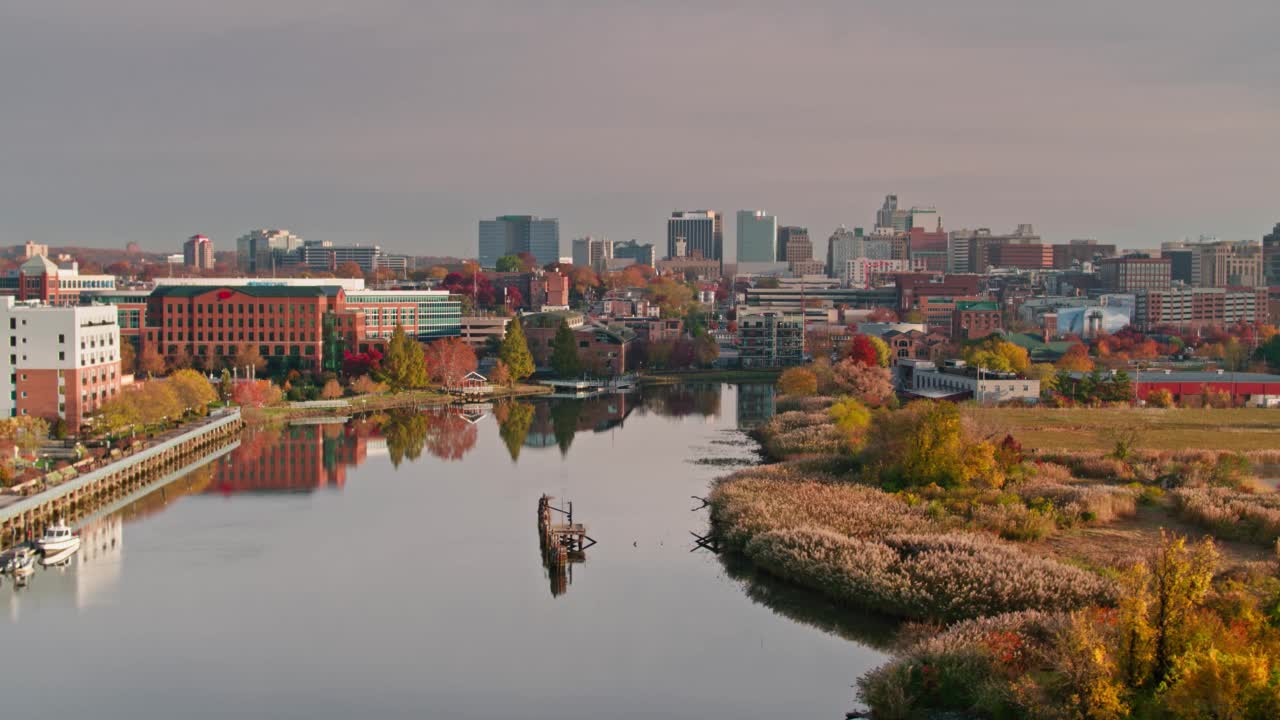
left=498, top=318, right=535, bottom=382
left=550, top=319, right=582, bottom=377
left=167, top=344, right=193, bottom=372
left=777, top=367, right=818, bottom=397
left=490, top=360, right=512, bottom=388
left=351, top=375, right=388, bottom=395
left=845, top=334, right=882, bottom=367
left=963, top=336, right=1030, bottom=374
left=321, top=379, right=344, bottom=399
left=335, top=261, right=364, bottom=278
left=692, top=334, right=719, bottom=367
left=1057, top=343, right=1095, bottom=372
left=232, top=343, right=267, bottom=376
left=863, top=401, right=1005, bottom=490
left=496, top=401, right=534, bottom=462
left=423, top=337, right=478, bottom=387
left=232, top=379, right=284, bottom=408
left=1146, top=388, right=1175, bottom=408
left=168, top=369, right=218, bottom=417
left=120, top=340, right=137, bottom=375
left=138, top=344, right=166, bottom=378
left=0, top=416, right=49, bottom=458
left=831, top=359, right=894, bottom=406
left=378, top=324, right=428, bottom=390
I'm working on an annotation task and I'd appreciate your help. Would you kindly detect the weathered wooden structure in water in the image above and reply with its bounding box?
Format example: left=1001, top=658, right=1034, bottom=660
left=0, top=409, right=243, bottom=549
left=536, top=494, right=596, bottom=596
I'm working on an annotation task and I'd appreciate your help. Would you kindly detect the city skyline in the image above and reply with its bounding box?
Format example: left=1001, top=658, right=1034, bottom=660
left=2, top=2, right=1278, bottom=256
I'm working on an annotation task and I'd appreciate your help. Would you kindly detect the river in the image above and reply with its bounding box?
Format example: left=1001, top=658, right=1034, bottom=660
left=1, top=383, right=891, bottom=719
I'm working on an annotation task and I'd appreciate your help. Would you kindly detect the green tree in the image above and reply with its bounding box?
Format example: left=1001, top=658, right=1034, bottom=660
left=1259, top=335, right=1280, bottom=372
left=495, top=255, right=523, bottom=273
left=550, top=319, right=582, bottom=377
left=499, top=318, right=535, bottom=381
left=378, top=324, right=428, bottom=390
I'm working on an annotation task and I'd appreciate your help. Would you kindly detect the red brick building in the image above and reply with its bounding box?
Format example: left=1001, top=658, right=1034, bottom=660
left=951, top=300, right=1004, bottom=340
left=989, top=243, right=1053, bottom=270
left=523, top=312, right=636, bottom=375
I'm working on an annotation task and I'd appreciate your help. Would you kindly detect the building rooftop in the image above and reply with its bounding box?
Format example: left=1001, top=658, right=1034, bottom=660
left=150, top=285, right=331, bottom=299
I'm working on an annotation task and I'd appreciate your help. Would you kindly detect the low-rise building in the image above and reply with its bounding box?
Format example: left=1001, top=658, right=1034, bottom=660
left=1, top=297, right=124, bottom=428
left=897, top=359, right=1040, bottom=404
left=522, top=311, right=635, bottom=375
left=0, top=256, right=116, bottom=306
left=951, top=300, right=1003, bottom=340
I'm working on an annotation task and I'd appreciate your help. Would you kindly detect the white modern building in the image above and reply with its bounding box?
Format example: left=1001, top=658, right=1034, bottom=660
left=1, top=297, right=123, bottom=428
left=898, top=359, right=1040, bottom=404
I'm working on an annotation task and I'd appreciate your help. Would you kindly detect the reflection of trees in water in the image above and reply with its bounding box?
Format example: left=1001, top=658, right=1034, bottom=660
left=550, top=400, right=583, bottom=456
left=380, top=409, right=479, bottom=466
left=718, top=552, right=899, bottom=652
left=382, top=412, right=430, bottom=467
left=639, top=383, right=722, bottom=419
left=494, top=401, right=534, bottom=462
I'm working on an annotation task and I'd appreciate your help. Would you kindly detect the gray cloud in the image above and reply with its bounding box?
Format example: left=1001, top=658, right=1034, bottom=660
left=1, top=1, right=1277, bottom=255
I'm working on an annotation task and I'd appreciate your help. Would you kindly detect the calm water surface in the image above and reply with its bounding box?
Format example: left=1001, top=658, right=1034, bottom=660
left=1, top=384, right=890, bottom=719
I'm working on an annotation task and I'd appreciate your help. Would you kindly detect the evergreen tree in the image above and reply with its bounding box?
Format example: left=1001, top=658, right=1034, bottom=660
left=378, top=324, right=428, bottom=390
left=550, top=319, right=582, bottom=377
left=499, top=317, right=535, bottom=381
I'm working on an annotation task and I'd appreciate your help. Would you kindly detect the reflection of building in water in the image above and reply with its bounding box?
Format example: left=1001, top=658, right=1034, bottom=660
left=736, top=383, right=776, bottom=429
left=523, top=393, right=637, bottom=453
left=639, top=383, right=722, bottom=419
left=76, top=515, right=124, bottom=609
left=209, top=424, right=369, bottom=494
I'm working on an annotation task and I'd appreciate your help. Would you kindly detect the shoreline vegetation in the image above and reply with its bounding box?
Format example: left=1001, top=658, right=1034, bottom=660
left=714, top=371, right=1280, bottom=718
left=239, top=383, right=553, bottom=426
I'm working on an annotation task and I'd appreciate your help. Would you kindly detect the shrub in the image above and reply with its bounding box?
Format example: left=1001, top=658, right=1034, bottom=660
left=776, top=367, right=818, bottom=397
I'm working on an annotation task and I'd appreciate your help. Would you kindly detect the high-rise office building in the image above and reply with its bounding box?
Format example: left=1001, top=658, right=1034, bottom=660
left=777, top=226, right=812, bottom=263
left=736, top=210, right=777, bottom=263
left=909, top=206, right=941, bottom=232
left=1193, top=240, right=1264, bottom=288
left=183, top=234, right=214, bottom=270
left=667, top=211, right=722, bottom=261
left=826, top=226, right=864, bottom=278
left=478, top=215, right=561, bottom=268
left=1265, top=223, right=1280, bottom=286
left=571, top=236, right=614, bottom=271
left=236, top=229, right=304, bottom=274
left=875, top=195, right=898, bottom=230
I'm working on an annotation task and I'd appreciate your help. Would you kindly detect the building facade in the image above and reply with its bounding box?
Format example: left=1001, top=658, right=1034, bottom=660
left=1099, top=256, right=1172, bottom=292
left=613, top=240, right=657, bottom=267
left=736, top=210, right=777, bottom=263
left=667, top=210, right=722, bottom=261
left=571, top=236, right=614, bottom=271
left=737, top=310, right=804, bottom=368
left=236, top=229, right=305, bottom=274
left=777, top=226, right=812, bottom=263
left=1133, top=287, right=1269, bottom=332
left=1265, top=223, right=1280, bottom=287
left=478, top=215, right=561, bottom=268
left=2, top=297, right=123, bottom=428
left=0, top=256, right=116, bottom=306
left=183, top=234, right=215, bottom=270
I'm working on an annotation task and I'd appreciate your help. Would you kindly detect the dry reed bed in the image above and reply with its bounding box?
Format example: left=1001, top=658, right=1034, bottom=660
left=1172, top=487, right=1280, bottom=546
left=712, top=465, right=1115, bottom=622
left=744, top=528, right=1112, bottom=622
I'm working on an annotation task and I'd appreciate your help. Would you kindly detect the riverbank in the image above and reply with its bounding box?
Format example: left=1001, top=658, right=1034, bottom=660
left=714, top=394, right=1280, bottom=718
left=640, top=368, right=781, bottom=385
left=241, top=384, right=554, bottom=426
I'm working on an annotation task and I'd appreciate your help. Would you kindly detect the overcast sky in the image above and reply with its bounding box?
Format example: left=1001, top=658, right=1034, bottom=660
left=2, top=1, right=1278, bottom=258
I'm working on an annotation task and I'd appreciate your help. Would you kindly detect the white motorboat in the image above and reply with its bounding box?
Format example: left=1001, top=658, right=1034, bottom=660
left=36, top=521, right=81, bottom=554
left=40, top=546, right=78, bottom=568
left=6, top=547, right=36, bottom=575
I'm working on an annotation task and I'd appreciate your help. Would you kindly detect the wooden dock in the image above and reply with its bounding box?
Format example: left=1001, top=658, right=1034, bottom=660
left=536, top=494, right=596, bottom=596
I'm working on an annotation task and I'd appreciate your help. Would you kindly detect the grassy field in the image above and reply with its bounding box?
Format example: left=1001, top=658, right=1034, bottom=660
left=964, top=406, right=1280, bottom=451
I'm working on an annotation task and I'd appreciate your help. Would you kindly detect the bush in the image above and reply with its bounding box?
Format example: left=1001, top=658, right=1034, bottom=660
left=776, top=367, right=818, bottom=397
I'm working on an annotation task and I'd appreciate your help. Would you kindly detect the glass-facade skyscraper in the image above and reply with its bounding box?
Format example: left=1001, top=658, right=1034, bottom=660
left=667, top=210, right=722, bottom=261
left=478, top=215, right=561, bottom=268
left=736, top=210, right=777, bottom=263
